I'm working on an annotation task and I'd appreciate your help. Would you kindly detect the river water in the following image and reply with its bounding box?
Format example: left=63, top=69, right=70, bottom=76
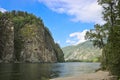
left=0, top=62, right=100, bottom=80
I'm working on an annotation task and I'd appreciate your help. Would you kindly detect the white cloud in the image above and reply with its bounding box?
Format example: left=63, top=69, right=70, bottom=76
left=0, top=7, right=7, bottom=13
left=66, top=29, right=88, bottom=45
left=38, top=0, right=105, bottom=24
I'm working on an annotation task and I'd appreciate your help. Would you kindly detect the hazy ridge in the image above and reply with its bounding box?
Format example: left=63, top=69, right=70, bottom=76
left=62, top=41, right=102, bottom=62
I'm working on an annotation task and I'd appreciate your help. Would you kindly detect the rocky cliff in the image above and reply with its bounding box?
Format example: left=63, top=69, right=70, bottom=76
left=62, top=41, right=102, bottom=62
left=0, top=14, right=14, bottom=62
left=0, top=11, right=64, bottom=63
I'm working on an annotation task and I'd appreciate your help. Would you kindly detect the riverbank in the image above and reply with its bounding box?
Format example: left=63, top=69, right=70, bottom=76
left=50, top=71, right=117, bottom=80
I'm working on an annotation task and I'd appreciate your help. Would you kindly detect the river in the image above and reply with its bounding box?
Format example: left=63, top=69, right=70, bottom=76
left=0, top=62, right=100, bottom=80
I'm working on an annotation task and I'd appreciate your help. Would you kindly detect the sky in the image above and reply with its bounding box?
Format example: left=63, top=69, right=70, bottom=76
left=0, top=0, right=104, bottom=47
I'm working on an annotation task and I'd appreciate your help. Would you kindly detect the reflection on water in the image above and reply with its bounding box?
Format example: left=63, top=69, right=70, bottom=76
left=0, top=62, right=100, bottom=80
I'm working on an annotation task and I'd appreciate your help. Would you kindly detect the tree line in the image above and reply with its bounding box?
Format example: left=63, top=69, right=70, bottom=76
left=85, top=0, right=120, bottom=78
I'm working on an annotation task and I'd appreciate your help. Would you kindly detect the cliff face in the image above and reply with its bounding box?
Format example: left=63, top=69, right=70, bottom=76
left=0, top=15, right=14, bottom=62
left=0, top=11, right=64, bottom=63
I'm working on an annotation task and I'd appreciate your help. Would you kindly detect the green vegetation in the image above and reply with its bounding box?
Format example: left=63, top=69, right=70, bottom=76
left=85, top=24, right=108, bottom=48
left=85, top=0, right=120, bottom=78
left=54, top=43, right=65, bottom=62
left=65, top=57, right=100, bottom=62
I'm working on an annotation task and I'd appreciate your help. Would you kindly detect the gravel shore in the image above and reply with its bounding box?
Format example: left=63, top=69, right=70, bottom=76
left=50, top=71, right=117, bottom=80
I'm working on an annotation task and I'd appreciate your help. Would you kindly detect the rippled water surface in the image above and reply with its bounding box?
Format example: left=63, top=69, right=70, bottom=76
left=0, top=62, right=100, bottom=80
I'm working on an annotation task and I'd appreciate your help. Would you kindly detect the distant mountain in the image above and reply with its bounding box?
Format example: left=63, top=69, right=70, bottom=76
left=62, top=41, right=102, bottom=62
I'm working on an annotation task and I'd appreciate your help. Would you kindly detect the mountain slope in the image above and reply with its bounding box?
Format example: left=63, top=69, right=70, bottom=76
left=62, top=41, right=102, bottom=62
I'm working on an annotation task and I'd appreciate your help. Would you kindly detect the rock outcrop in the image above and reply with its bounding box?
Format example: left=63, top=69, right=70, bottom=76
left=0, top=11, right=64, bottom=63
